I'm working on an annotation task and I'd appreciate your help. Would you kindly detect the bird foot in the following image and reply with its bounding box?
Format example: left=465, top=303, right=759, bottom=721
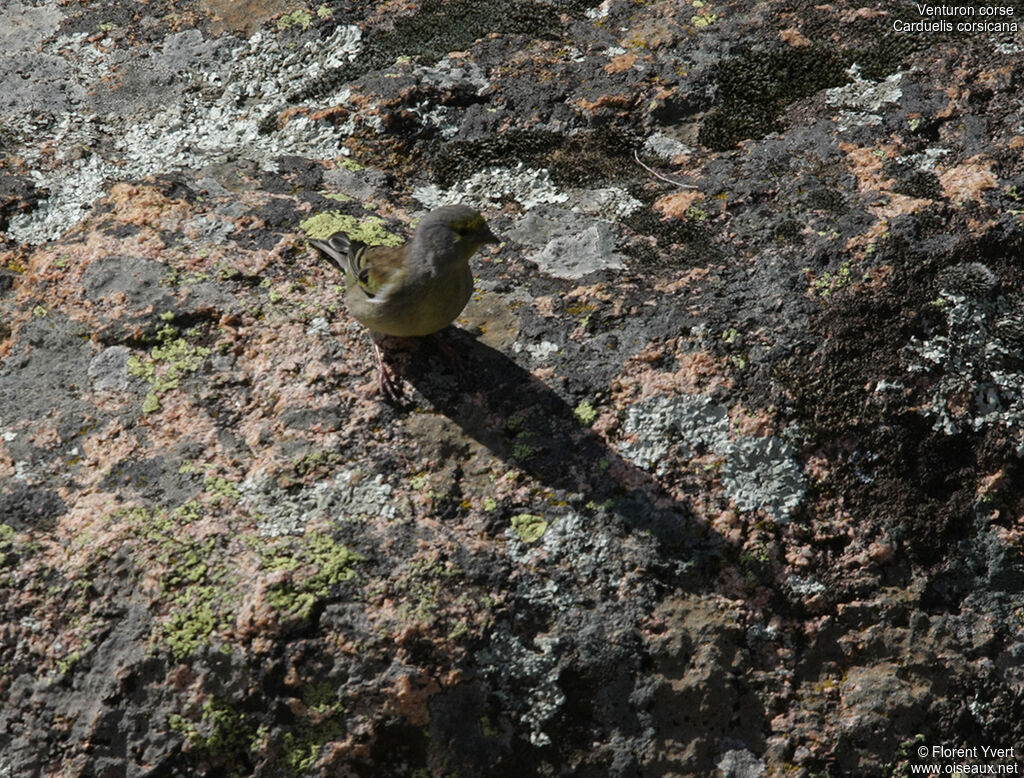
left=373, top=342, right=405, bottom=403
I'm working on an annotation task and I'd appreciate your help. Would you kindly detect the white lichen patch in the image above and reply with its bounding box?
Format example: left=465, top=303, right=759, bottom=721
left=507, top=205, right=632, bottom=279
left=619, top=394, right=731, bottom=473
left=504, top=513, right=624, bottom=601
left=7, top=23, right=362, bottom=243
left=620, top=394, right=806, bottom=523
left=414, top=164, right=570, bottom=211
left=414, top=163, right=640, bottom=218
left=241, top=467, right=398, bottom=536
left=512, top=339, right=561, bottom=363
left=825, top=64, right=903, bottom=132
left=904, top=263, right=1024, bottom=453
left=417, top=168, right=641, bottom=279
left=719, top=436, right=806, bottom=522
left=644, top=132, right=694, bottom=160
left=477, top=628, right=565, bottom=747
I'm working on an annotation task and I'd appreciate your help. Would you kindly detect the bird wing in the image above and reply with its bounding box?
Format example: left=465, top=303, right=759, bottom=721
left=310, top=233, right=407, bottom=300
left=309, top=233, right=360, bottom=275
left=353, top=245, right=407, bottom=299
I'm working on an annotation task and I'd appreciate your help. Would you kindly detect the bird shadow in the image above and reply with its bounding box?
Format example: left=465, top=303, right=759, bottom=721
left=398, top=327, right=721, bottom=565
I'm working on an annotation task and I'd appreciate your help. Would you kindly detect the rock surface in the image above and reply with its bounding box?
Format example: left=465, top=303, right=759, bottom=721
left=2, top=0, right=1023, bottom=776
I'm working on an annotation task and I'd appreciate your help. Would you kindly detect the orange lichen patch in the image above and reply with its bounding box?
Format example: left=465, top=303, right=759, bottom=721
left=611, top=342, right=735, bottom=412
left=780, top=27, right=811, bottom=47
left=57, top=492, right=137, bottom=569
left=364, top=0, right=422, bottom=26
left=391, top=672, right=441, bottom=727
left=730, top=406, right=774, bottom=437
left=840, top=6, right=888, bottom=20
left=622, top=0, right=682, bottom=49
left=107, top=182, right=195, bottom=234
left=227, top=321, right=376, bottom=472
left=652, top=85, right=676, bottom=104
left=79, top=420, right=138, bottom=474
left=244, top=323, right=349, bottom=408
left=837, top=141, right=897, bottom=193
left=844, top=193, right=931, bottom=255
left=202, top=0, right=295, bottom=35
left=1009, top=136, right=1024, bottom=150
left=966, top=215, right=1000, bottom=235
left=937, top=83, right=966, bottom=119
left=30, top=418, right=63, bottom=449
left=306, top=104, right=352, bottom=124
left=836, top=141, right=939, bottom=255
left=138, top=397, right=222, bottom=457
left=803, top=451, right=832, bottom=484
left=654, top=189, right=706, bottom=219
left=978, top=469, right=1007, bottom=501
left=345, top=89, right=388, bottom=117
left=12, top=197, right=273, bottom=334
left=321, top=737, right=369, bottom=768
left=301, top=358, right=333, bottom=384
left=576, top=94, right=633, bottom=115
left=785, top=542, right=815, bottom=569
left=533, top=296, right=558, bottom=317
left=708, top=507, right=743, bottom=545
left=975, top=65, right=1015, bottom=90
left=563, top=281, right=628, bottom=312
left=860, top=263, right=894, bottom=291
left=21, top=234, right=139, bottom=305
left=650, top=267, right=713, bottom=296
left=937, top=157, right=998, bottom=204
left=233, top=572, right=283, bottom=640
left=605, top=52, right=638, bottom=74
left=867, top=538, right=895, bottom=564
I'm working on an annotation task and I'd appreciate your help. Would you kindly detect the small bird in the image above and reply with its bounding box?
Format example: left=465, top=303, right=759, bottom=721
left=309, top=204, right=499, bottom=400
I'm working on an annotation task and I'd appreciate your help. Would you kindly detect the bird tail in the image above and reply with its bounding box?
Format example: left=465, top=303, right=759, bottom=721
left=309, top=233, right=365, bottom=278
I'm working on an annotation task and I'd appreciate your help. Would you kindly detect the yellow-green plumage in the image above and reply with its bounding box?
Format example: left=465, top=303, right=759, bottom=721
left=310, top=205, right=498, bottom=337
left=309, top=205, right=499, bottom=398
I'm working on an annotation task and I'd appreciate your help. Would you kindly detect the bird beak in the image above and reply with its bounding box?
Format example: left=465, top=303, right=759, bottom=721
left=482, top=226, right=500, bottom=245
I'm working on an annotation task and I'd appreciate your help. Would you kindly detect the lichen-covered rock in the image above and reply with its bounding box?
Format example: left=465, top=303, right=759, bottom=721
left=2, top=0, right=1023, bottom=776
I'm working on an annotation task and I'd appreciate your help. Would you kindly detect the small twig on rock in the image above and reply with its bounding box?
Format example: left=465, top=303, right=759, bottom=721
left=634, top=149, right=697, bottom=189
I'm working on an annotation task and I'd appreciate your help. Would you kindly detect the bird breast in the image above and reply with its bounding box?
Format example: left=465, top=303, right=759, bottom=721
left=347, top=261, right=473, bottom=337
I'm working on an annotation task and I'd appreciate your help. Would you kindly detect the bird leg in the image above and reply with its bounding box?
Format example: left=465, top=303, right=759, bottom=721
left=372, top=340, right=404, bottom=402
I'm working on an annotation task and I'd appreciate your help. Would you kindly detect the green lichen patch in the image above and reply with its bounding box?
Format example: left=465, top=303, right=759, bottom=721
left=169, top=697, right=260, bottom=776
left=511, top=513, right=548, bottom=543
left=384, top=557, right=465, bottom=624
left=164, top=593, right=220, bottom=660
left=301, top=680, right=342, bottom=714
left=300, top=212, right=403, bottom=245
left=100, top=505, right=239, bottom=661
left=262, top=533, right=363, bottom=625
left=573, top=400, right=598, bottom=425
left=804, top=261, right=873, bottom=302
left=0, top=523, right=16, bottom=566
left=505, top=410, right=540, bottom=461
left=291, top=449, right=346, bottom=480
left=205, top=475, right=242, bottom=503
left=280, top=719, right=345, bottom=776
left=277, top=9, right=313, bottom=30
left=126, top=322, right=212, bottom=413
